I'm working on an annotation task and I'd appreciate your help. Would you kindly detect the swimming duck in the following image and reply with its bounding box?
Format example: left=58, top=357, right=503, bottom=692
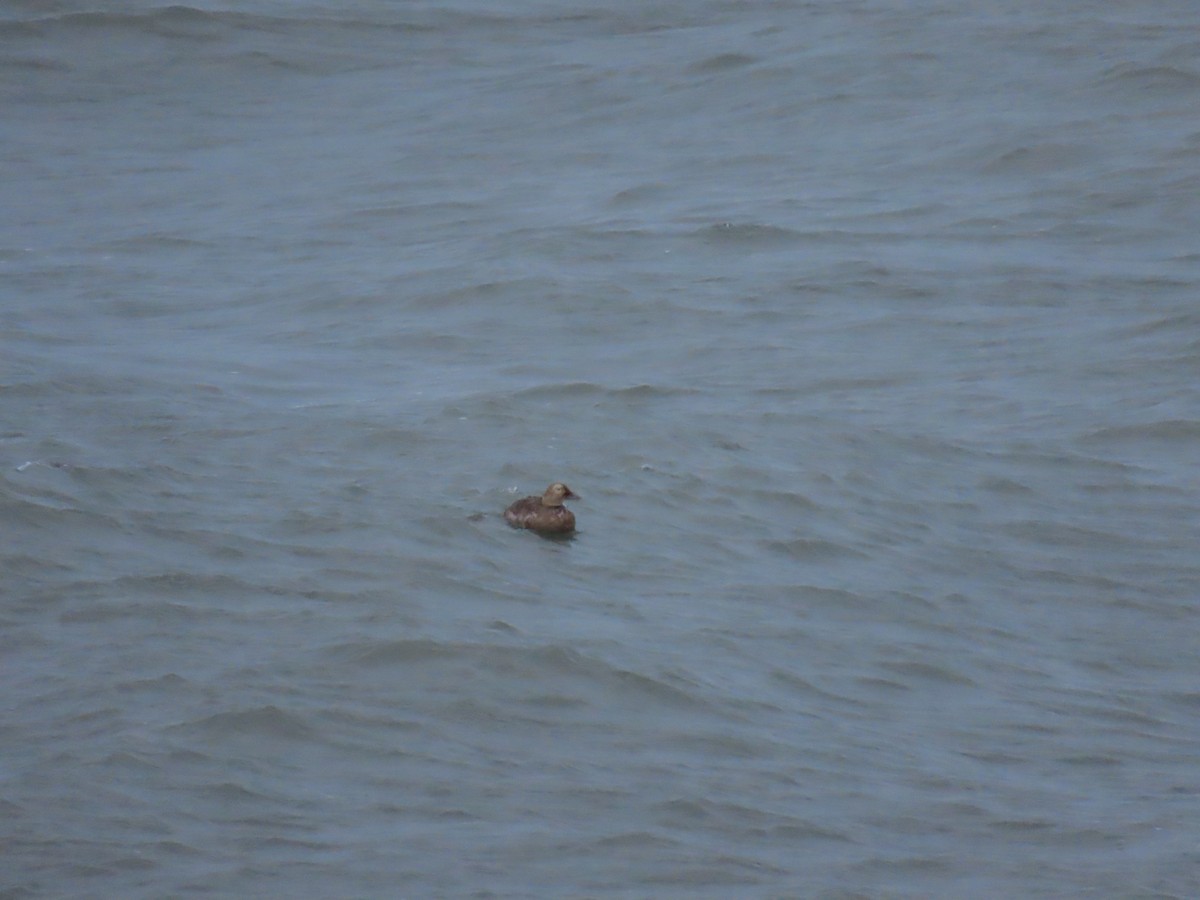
left=504, top=482, right=578, bottom=535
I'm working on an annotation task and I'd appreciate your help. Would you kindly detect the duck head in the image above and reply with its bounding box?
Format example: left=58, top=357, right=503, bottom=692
left=541, top=482, right=578, bottom=507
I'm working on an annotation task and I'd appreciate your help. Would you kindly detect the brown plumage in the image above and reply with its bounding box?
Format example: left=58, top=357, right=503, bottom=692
left=504, top=482, right=578, bottom=535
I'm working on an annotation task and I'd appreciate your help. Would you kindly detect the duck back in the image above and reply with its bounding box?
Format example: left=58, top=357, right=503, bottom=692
left=504, top=495, right=576, bottom=534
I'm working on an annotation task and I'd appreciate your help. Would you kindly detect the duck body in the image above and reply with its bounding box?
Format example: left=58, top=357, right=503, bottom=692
left=504, top=482, right=578, bottom=535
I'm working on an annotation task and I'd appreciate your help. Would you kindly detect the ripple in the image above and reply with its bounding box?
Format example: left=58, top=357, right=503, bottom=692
left=182, top=705, right=316, bottom=741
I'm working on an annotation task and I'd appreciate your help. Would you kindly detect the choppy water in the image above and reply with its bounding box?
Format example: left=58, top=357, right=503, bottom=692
left=4, top=1, right=1200, bottom=897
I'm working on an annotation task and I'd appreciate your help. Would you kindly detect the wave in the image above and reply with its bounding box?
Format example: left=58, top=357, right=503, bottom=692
left=329, top=637, right=713, bottom=711
left=1, top=6, right=281, bottom=40
left=0, top=2, right=663, bottom=42
left=183, top=704, right=316, bottom=740
left=693, top=222, right=805, bottom=247
left=1097, top=62, right=1200, bottom=94
left=1080, top=418, right=1200, bottom=444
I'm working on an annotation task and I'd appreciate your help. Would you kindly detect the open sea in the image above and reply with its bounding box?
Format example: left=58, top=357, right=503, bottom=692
left=3, top=1, right=1200, bottom=897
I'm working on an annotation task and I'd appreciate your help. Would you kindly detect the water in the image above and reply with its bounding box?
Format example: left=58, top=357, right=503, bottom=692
left=3, top=1, right=1199, bottom=897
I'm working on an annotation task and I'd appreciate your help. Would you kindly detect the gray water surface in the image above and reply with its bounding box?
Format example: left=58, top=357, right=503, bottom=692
left=4, top=1, right=1200, bottom=897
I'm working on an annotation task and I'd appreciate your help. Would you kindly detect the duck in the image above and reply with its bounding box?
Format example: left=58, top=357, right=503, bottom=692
left=504, top=482, right=578, bottom=535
